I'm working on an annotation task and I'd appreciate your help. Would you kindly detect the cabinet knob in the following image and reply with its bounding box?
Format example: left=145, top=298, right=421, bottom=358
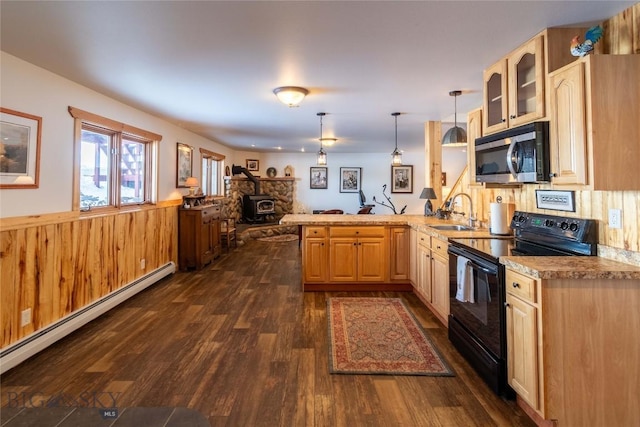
left=510, top=114, right=516, bottom=119
left=353, top=243, right=357, bottom=246
left=504, top=302, right=510, bottom=307
left=502, top=118, right=507, bottom=123
left=512, top=282, right=520, bottom=288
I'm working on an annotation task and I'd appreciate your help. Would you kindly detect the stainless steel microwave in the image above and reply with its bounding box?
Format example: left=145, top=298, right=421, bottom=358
left=474, top=121, right=550, bottom=184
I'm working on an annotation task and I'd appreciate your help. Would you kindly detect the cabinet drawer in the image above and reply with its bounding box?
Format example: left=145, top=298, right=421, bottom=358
left=431, top=237, right=448, bottom=259
left=201, top=206, right=220, bottom=219
left=505, top=270, right=537, bottom=303
left=417, top=232, right=431, bottom=249
left=330, top=226, right=385, bottom=238
left=305, top=226, right=327, bottom=238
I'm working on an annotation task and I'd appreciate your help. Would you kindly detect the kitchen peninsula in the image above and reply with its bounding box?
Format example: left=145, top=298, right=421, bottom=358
left=280, top=213, right=493, bottom=291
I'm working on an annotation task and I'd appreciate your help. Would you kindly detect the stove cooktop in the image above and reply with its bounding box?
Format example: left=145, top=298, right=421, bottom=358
left=449, top=238, right=516, bottom=261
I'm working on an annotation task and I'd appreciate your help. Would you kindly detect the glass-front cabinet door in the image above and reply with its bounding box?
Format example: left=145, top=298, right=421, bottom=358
left=483, top=60, right=508, bottom=133
left=508, top=36, right=545, bottom=127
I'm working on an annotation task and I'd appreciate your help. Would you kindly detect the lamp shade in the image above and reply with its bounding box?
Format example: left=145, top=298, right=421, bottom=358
left=273, top=86, right=309, bottom=107
left=419, top=187, right=437, bottom=216
left=419, top=187, right=437, bottom=199
left=184, top=177, right=199, bottom=187
left=442, top=90, right=467, bottom=146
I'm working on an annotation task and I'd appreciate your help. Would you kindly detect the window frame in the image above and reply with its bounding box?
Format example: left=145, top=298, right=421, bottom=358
left=69, top=107, right=162, bottom=213
left=199, top=148, right=225, bottom=197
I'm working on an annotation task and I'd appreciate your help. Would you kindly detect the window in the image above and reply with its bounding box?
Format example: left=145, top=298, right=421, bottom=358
left=69, top=107, right=161, bottom=211
left=200, top=148, right=225, bottom=197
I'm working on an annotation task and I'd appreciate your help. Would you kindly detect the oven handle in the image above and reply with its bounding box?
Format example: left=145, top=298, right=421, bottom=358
left=466, top=259, right=497, bottom=275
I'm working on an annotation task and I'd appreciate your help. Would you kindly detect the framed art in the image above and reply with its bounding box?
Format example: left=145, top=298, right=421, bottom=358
left=176, top=142, right=193, bottom=187
left=391, top=165, right=413, bottom=193
left=339, top=167, right=361, bottom=193
left=310, top=167, right=328, bottom=189
left=0, top=107, right=42, bottom=189
left=246, top=159, right=259, bottom=171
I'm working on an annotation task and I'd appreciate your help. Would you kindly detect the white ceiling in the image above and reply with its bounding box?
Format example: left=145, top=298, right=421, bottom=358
left=1, top=1, right=633, bottom=154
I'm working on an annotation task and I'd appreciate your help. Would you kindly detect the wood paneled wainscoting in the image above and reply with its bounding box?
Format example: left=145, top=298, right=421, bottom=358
left=0, top=203, right=179, bottom=356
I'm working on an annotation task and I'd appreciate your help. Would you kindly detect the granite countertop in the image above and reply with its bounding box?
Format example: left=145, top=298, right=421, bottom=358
left=500, top=256, right=640, bottom=280
left=279, top=214, right=497, bottom=240
left=281, top=213, right=640, bottom=278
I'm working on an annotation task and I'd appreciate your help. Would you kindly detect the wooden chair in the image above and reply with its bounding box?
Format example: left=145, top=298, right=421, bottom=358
left=357, top=206, right=373, bottom=214
left=220, top=217, right=237, bottom=252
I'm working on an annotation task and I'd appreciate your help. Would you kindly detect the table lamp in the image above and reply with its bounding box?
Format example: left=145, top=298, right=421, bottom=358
left=419, top=187, right=437, bottom=216
left=184, top=177, right=199, bottom=196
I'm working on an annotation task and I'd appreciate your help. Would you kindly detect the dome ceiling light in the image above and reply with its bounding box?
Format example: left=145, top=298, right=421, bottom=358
left=273, top=86, right=309, bottom=107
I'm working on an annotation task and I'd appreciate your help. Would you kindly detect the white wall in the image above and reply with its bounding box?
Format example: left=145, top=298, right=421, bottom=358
left=256, top=151, right=427, bottom=215
left=0, top=52, right=235, bottom=218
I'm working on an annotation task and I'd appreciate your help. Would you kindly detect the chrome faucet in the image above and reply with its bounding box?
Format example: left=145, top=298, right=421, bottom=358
left=448, top=192, right=477, bottom=228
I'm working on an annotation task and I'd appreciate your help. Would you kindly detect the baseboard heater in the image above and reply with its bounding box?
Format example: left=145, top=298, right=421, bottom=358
left=0, top=261, right=176, bottom=374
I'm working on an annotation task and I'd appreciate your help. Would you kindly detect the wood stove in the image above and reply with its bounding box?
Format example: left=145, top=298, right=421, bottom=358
left=232, top=165, right=276, bottom=223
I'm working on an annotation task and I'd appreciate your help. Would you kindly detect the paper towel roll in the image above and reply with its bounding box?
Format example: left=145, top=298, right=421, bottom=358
left=490, top=202, right=514, bottom=235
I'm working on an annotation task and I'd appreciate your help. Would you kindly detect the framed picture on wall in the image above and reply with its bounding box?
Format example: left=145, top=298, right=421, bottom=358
left=391, top=165, right=413, bottom=193
left=0, top=107, right=42, bottom=189
left=246, top=159, right=259, bottom=171
left=176, top=142, right=193, bottom=188
left=310, top=167, right=328, bottom=189
left=339, top=167, right=361, bottom=193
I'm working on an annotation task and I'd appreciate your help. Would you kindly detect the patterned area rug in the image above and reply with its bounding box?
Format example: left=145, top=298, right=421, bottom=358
left=328, top=297, right=454, bottom=376
left=256, top=234, right=299, bottom=242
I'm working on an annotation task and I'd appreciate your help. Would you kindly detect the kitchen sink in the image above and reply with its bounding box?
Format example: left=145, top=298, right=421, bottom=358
left=429, top=224, right=475, bottom=231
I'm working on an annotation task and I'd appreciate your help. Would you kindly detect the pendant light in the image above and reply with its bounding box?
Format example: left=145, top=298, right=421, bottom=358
left=317, top=112, right=327, bottom=165
left=391, top=112, right=403, bottom=165
left=442, top=90, right=467, bottom=146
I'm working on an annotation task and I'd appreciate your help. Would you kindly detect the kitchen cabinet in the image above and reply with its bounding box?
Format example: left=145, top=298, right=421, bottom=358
left=548, top=54, right=640, bottom=190
left=414, top=232, right=449, bottom=326
left=484, top=36, right=544, bottom=133
left=504, top=266, right=640, bottom=425
left=389, top=226, right=410, bottom=281
left=301, top=225, right=412, bottom=290
left=466, top=107, right=483, bottom=186
left=178, top=205, right=221, bottom=270
left=409, top=227, right=418, bottom=285
left=483, top=28, right=584, bottom=135
left=505, top=269, right=540, bottom=410
left=329, top=226, right=386, bottom=282
left=302, top=226, right=328, bottom=283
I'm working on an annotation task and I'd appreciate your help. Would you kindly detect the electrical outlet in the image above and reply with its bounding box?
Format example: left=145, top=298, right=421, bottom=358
left=21, top=308, right=31, bottom=327
left=140, top=258, right=146, bottom=270
left=608, top=208, right=622, bottom=229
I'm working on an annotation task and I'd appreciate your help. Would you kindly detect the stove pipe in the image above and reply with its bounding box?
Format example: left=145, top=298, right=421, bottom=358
left=232, top=164, right=260, bottom=194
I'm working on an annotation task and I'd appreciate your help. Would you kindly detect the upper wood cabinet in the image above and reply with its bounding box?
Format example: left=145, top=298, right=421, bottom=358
left=483, top=28, right=584, bottom=135
left=484, top=36, right=544, bottom=134
left=466, top=107, right=483, bottom=185
left=548, top=54, right=640, bottom=190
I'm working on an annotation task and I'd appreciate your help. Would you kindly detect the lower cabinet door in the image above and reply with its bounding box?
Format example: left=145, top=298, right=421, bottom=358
left=357, top=237, right=386, bottom=282
left=506, top=294, right=539, bottom=410
left=303, top=238, right=328, bottom=282
left=329, top=238, right=358, bottom=282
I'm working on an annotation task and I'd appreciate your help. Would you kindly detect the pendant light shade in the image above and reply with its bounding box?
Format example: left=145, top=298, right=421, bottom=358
left=273, top=86, right=309, bottom=107
left=391, top=112, right=403, bottom=165
left=442, top=90, right=467, bottom=146
left=317, top=112, right=328, bottom=165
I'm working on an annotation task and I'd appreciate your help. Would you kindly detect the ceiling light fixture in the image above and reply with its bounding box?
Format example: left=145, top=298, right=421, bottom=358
left=442, top=90, right=467, bottom=146
left=391, top=112, right=403, bottom=165
left=317, top=112, right=328, bottom=165
left=273, top=86, right=309, bottom=107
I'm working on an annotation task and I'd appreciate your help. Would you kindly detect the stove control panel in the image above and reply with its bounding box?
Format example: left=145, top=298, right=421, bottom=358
left=510, top=211, right=597, bottom=243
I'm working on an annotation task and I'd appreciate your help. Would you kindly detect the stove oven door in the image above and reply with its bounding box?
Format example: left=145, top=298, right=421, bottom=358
left=448, top=246, right=503, bottom=359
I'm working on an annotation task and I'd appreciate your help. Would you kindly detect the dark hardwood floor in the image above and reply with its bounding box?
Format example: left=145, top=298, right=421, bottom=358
left=1, top=239, right=535, bottom=426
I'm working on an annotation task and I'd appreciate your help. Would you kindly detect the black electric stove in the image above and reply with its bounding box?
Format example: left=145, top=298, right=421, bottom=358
left=447, top=211, right=598, bottom=397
